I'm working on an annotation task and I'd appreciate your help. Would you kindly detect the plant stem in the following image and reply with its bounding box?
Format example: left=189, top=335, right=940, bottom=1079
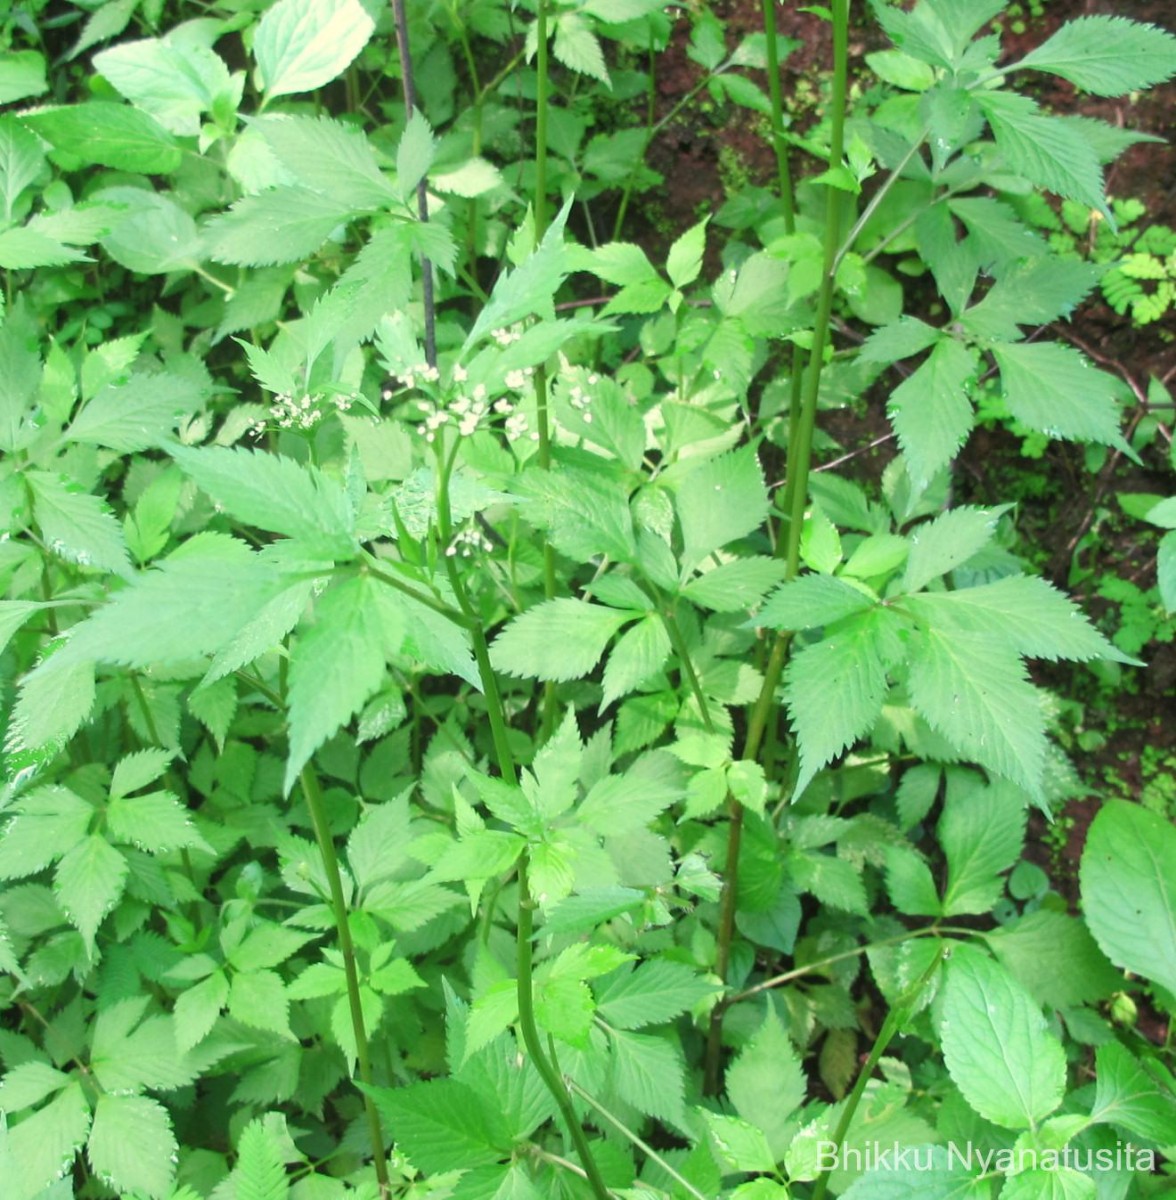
left=533, top=0, right=559, bottom=740
left=390, top=0, right=436, bottom=366
left=433, top=449, right=610, bottom=1200
left=811, top=942, right=947, bottom=1200
left=703, top=0, right=853, bottom=1097
left=300, top=766, right=390, bottom=1197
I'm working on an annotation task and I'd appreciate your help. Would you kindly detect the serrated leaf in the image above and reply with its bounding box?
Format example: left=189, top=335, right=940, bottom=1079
left=108, top=748, right=171, bottom=799
left=726, top=1011, right=805, bottom=1155
left=233, top=1117, right=290, bottom=1200
left=257, top=113, right=393, bottom=209
left=174, top=969, right=228, bottom=1052
left=204, top=186, right=359, bottom=267
left=573, top=240, right=658, bottom=287
left=666, top=217, right=708, bottom=290
left=170, top=444, right=355, bottom=558
left=396, top=109, right=435, bottom=200
left=759, top=573, right=876, bottom=631
left=553, top=13, right=610, bottom=84
left=0, top=227, right=86, bottom=268
left=1090, top=1041, right=1176, bottom=1143
left=977, top=92, right=1106, bottom=214
left=941, top=950, right=1065, bottom=1129
left=285, top=575, right=397, bottom=793
left=682, top=556, right=787, bottom=612
left=27, top=470, right=132, bottom=578
left=22, top=102, right=180, bottom=174
left=907, top=628, right=1045, bottom=797
left=1080, top=800, right=1176, bottom=998
left=368, top=1079, right=510, bottom=1175
left=229, top=969, right=292, bottom=1038
left=700, top=1110, right=776, bottom=1174
left=0, top=115, right=45, bottom=223
left=1016, top=17, right=1176, bottom=97
left=672, top=447, right=769, bottom=568
left=66, top=370, right=206, bottom=453
left=108, top=790, right=208, bottom=853
left=888, top=338, right=976, bottom=485
left=54, top=835, right=128, bottom=954
left=595, top=959, right=716, bottom=1029
left=902, top=575, right=1134, bottom=665
left=7, top=653, right=96, bottom=758
left=490, top=598, right=634, bottom=682
left=610, top=1029, right=686, bottom=1127
left=784, top=609, right=896, bottom=797
left=600, top=615, right=670, bottom=710
left=87, top=1094, right=176, bottom=1200
left=0, top=1062, right=71, bottom=1112
left=902, top=505, right=1003, bottom=593
left=992, top=342, right=1124, bottom=447
left=859, top=316, right=942, bottom=365
left=254, top=0, right=374, bottom=99
left=939, top=780, right=1026, bottom=916
left=0, top=1081, right=90, bottom=1200
left=43, top=535, right=287, bottom=670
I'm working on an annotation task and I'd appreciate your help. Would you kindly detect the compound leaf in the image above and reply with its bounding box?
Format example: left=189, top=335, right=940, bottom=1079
left=1016, top=17, right=1176, bottom=97
left=887, top=339, right=977, bottom=486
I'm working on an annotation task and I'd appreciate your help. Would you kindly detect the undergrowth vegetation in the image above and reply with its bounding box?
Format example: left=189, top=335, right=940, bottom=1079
left=1, top=1, right=1175, bottom=1198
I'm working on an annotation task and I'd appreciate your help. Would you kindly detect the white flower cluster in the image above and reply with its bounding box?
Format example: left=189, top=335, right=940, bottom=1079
left=445, top=525, right=494, bottom=558
left=565, top=372, right=599, bottom=425
left=492, top=326, right=522, bottom=347
left=260, top=389, right=361, bottom=435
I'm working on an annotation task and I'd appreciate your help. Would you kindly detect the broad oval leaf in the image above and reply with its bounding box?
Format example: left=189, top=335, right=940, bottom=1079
left=254, top=0, right=375, bottom=100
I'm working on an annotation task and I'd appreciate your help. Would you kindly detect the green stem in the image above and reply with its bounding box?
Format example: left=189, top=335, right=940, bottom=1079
left=363, top=556, right=473, bottom=628
left=811, top=942, right=948, bottom=1200
left=704, top=0, right=853, bottom=1097
left=300, top=767, right=390, bottom=1197
left=433, top=449, right=609, bottom=1200
left=533, top=0, right=559, bottom=741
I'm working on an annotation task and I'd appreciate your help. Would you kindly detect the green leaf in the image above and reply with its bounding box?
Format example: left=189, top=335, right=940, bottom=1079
left=595, top=959, right=716, bottom=1029
left=902, top=575, right=1135, bottom=665
left=666, top=217, right=708, bottom=290
left=600, top=616, right=670, bottom=710
left=109, top=749, right=171, bottom=799
left=1015, top=17, right=1176, bottom=97
left=0, top=1062, right=71, bottom=1112
left=368, top=1079, right=510, bottom=1175
left=94, top=38, right=231, bottom=137
left=54, top=835, right=128, bottom=954
left=992, top=342, right=1124, bottom=447
left=884, top=846, right=941, bottom=916
left=174, top=969, right=229, bottom=1052
left=170, top=444, right=355, bottom=559
left=23, top=102, right=180, bottom=173
left=671, top=447, right=769, bottom=568
left=939, top=779, right=1026, bottom=915
left=108, top=789, right=209, bottom=854
left=575, top=240, right=659, bottom=287
left=204, top=186, right=359, bottom=267
left=984, top=910, right=1122, bottom=1009
left=397, top=109, right=436, bottom=200
left=907, top=628, right=1045, bottom=797
left=949, top=197, right=1047, bottom=271
left=609, top=1029, right=686, bottom=1127
left=888, top=339, right=976, bottom=485
left=700, top=1110, right=776, bottom=1174
left=784, top=609, right=896, bottom=798
left=0, top=50, right=47, bottom=105
left=233, top=1117, right=290, bottom=1200
left=859, top=316, right=942, bottom=365
left=7, top=654, right=96, bottom=759
left=490, top=598, right=634, bottom=682
left=256, top=113, right=393, bottom=211
left=0, top=1081, right=91, bottom=1200
left=1090, top=1041, right=1176, bottom=1143
left=0, top=304, right=41, bottom=451
left=229, top=969, right=292, bottom=1039
left=27, top=470, right=132, bottom=578
left=726, top=1011, right=806, bottom=1156
left=941, top=949, right=1066, bottom=1129
left=977, top=92, right=1106, bottom=214
left=87, top=1094, right=176, bottom=1200
left=682, top=556, right=787, bottom=612
left=66, top=370, right=207, bottom=452
left=285, top=575, right=398, bottom=793
left=553, top=12, right=609, bottom=83
left=1159, top=529, right=1176, bottom=615
left=759, top=573, right=876, bottom=631
left=0, top=116, right=45, bottom=223
left=46, top=534, right=287, bottom=669
left=902, top=505, right=1003, bottom=593
left=0, top=226, right=86, bottom=268
left=1080, top=799, right=1176, bottom=997
left=254, top=0, right=375, bottom=99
